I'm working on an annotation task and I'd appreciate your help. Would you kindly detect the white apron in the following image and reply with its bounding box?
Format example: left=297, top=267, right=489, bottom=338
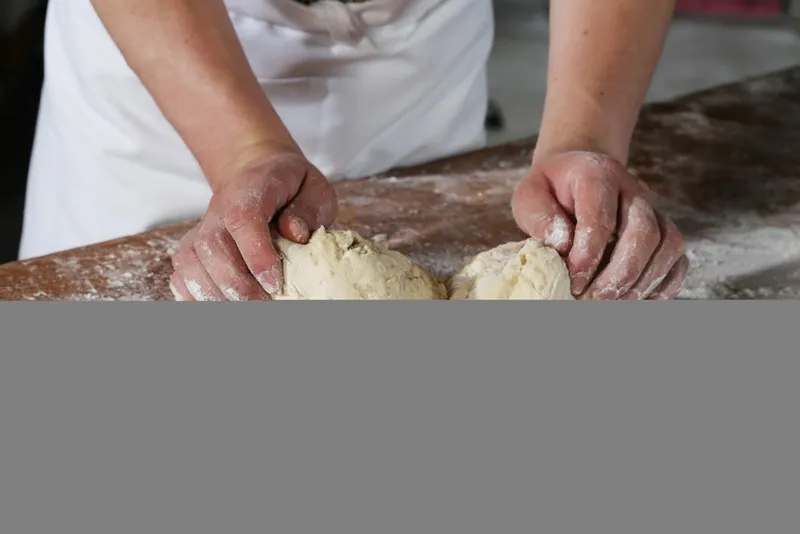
left=19, top=0, right=493, bottom=259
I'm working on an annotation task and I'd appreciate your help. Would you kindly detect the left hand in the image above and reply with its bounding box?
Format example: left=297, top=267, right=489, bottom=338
left=511, top=151, right=689, bottom=300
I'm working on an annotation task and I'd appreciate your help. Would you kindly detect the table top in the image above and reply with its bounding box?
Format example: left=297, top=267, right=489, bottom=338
left=3, top=67, right=800, bottom=300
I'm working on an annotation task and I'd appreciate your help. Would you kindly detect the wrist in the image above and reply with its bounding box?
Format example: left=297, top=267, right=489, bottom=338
left=533, top=119, right=631, bottom=168
left=533, top=136, right=624, bottom=168
left=534, top=83, right=640, bottom=167
left=206, top=132, right=303, bottom=194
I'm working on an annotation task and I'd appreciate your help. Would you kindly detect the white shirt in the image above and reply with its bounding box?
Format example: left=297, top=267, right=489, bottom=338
left=19, top=0, right=494, bottom=259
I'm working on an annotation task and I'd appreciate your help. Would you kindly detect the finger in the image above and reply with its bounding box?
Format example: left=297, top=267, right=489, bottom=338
left=169, top=273, right=194, bottom=302
left=622, top=214, right=685, bottom=300
left=277, top=171, right=338, bottom=244
left=511, top=175, right=575, bottom=254
left=567, top=174, right=619, bottom=295
left=194, top=217, right=271, bottom=301
left=169, top=228, right=199, bottom=302
left=221, top=155, right=310, bottom=295
left=172, top=234, right=226, bottom=302
left=587, top=196, right=661, bottom=300
left=221, top=180, right=302, bottom=296
left=648, top=255, right=690, bottom=300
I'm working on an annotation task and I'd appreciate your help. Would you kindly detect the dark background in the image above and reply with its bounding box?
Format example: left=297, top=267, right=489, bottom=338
left=0, top=0, right=45, bottom=264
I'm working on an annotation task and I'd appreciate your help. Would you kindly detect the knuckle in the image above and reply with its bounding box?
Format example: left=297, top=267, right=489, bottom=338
left=578, top=213, right=616, bottom=240
left=630, top=195, right=656, bottom=220
left=222, top=200, right=257, bottom=233
left=630, top=198, right=661, bottom=242
left=193, top=231, right=222, bottom=262
left=634, top=195, right=658, bottom=220
left=580, top=198, right=618, bottom=234
left=643, top=222, right=662, bottom=248
left=511, top=177, right=539, bottom=204
left=177, top=227, right=197, bottom=250
left=318, top=187, right=338, bottom=225
left=171, top=244, right=194, bottom=270
left=574, top=169, right=600, bottom=190
left=580, top=162, right=617, bottom=189
left=610, top=265, right=642, bottom=294
left=595, top=221, right=617, bottom=240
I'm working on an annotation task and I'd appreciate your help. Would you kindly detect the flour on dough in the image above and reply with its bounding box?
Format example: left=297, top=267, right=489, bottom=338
left=448, top=238, right=574, bottom=300
left=274, top=228, right=446, bottom=300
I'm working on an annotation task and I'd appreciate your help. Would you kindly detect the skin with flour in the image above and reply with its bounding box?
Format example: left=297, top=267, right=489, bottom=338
left=86, top=0, right=688, bottom=300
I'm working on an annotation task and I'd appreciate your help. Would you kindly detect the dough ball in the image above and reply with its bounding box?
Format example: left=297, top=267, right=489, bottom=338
left=274, top=228, right=446, bottom=300
left=448, top=239, right=574, bottom=300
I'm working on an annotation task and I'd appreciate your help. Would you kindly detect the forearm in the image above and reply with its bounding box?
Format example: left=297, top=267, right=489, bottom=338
left=535, top=0, right=674, bottom=164
left=90, top=0, right=298, bottom=191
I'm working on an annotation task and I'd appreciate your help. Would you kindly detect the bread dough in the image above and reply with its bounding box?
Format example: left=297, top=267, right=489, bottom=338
left=448, top=238, right=574, bottom=300
left=274, top=228, right=446, bottom=300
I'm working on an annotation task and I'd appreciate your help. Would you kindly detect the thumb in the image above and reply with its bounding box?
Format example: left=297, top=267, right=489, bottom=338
left=277, top=172, right=338, bottom=244
left=511, top=176, right=575, bottom=255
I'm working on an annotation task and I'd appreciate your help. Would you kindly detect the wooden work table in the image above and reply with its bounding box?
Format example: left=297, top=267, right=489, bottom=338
left=2, top=68, right=800, bottom=300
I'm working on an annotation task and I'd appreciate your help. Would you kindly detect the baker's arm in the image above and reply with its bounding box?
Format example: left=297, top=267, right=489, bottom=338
left=90, top=0, right=337, bottom=301
left=535, top=0, right=675, bottom=164
left=90, top=0, right=299, bottom=192
left=513, top=0, right=688, bottom=300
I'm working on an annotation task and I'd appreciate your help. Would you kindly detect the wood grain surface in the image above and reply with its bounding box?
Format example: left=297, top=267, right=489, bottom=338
left=2, top=68, right=800, bottom=300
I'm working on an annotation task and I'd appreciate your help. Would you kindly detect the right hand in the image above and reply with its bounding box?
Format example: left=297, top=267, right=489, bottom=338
left=169, top=152, right=338, bottom=301
left=512, top=151, right=688, bottom=300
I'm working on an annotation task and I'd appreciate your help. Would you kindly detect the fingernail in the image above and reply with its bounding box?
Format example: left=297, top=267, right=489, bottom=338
left=169, top=280, right=184, bottom=302
left=289, top=216, right=310, bottom=242
left=185, top=279, right=210, bottom=302
left=257, top=266, right=283, bottom=295
left=570, top=273, right=589, bottom=295
left=222, top=287, right=244, bottom=302
left=544, top=217, right=571, bottom=251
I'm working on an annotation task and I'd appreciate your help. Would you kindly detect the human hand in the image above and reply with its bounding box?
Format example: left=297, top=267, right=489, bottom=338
left=511, top=151, right=688, bottom=300
left=170, top=152, right=338, bottom=301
